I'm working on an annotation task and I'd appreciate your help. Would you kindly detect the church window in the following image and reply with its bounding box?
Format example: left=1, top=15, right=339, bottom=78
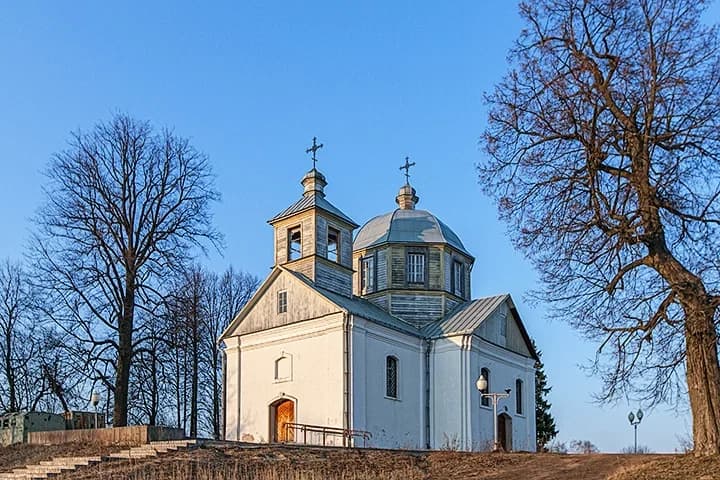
left=277, top=291, right=287, bottom=314
left=452, top=260, right=464, bottom=297
left=327, top=227, right=340, bottom=262
left=407, top=252, right=425, bottom=284
left=516, top=379, right=523, bottom=414
left=361, top=256, right=375, bottom=293
left=480, top=368, right=490, bottom=407
left=288, top=227, right=302, bottom=261
left=386, top=356, right=398, bottom=398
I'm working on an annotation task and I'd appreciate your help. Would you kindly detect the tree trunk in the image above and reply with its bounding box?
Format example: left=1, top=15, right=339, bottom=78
left=149, top=348, right=158, bottom=426
left=649, top=249, right=720, bottom=455
left=4, top=328, right=17, bottom=412
left=114, top=282, right=135, bottom=427
left=190, top=309, right=199, bottom=438
left=685, top=307, right=720, bottom=455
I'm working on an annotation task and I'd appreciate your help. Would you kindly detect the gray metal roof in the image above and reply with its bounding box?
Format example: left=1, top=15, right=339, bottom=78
left=269, top=194, right=359, bottom=227
left=353, top=209, right=473, bottom=257
left=422, top=294, right=508, bottom=338
left=284, top=269, right=421, bottom=336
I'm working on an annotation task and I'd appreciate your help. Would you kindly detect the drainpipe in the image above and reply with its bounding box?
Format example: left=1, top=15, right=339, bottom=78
left=221, top=346, right=226, bottom=440
left=343, top=312, right=351, bottom=446
left=424, top=338, right=432, bottom=449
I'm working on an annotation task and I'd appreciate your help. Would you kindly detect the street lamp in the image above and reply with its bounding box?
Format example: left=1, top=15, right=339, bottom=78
left=90, top=391, right=100, bottom=429
left=627, top=408, right=644, bottom=453
left=476, top=374, right=511, bottom=452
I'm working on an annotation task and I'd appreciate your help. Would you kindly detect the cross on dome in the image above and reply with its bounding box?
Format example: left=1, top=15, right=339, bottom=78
left=305, top=136, right=324, bottom=169
left=400, top=156, right=416, bottom=184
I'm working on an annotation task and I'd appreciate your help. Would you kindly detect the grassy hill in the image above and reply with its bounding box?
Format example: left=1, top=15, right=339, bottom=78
left=3, top=442, right=719, bottom=479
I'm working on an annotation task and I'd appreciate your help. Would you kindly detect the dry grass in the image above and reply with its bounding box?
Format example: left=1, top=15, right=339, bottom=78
left=6, top=442, right=720, bottom=479
left=0, top=442, right=111, bottom=473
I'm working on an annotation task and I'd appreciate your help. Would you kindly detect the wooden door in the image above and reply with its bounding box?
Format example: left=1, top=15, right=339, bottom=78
left=498, top=414, right=512, bottom=452
left=275, top=400, right=294, bottom=442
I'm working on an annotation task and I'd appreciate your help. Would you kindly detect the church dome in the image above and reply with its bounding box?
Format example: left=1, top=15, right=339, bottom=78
left=353, top=208, right=472, bottom=257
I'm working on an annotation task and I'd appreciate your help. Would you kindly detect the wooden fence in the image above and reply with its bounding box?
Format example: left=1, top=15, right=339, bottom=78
left=27, top=425, right=185, bottom=446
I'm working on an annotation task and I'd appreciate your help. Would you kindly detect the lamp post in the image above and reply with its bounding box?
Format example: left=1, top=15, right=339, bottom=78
left=476, top=374, right=511, bottom=452
left=627, top=408, right=644, bottom=453
left=90, top=391, right=100, bottom=429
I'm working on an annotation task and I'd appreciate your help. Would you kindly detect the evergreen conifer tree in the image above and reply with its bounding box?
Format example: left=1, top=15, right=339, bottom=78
left=534, top=345, right=558, bottom=451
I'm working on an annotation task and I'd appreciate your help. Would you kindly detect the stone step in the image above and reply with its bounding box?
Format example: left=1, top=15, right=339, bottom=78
left=2, top=438, right=200, bottom=480
left=13, top=465, right=70, bottom=474
left=150, top=439, right=197, bottom=446
left=39, top=457, right=102, bottom=466
left=0, top=474, right=47, bottom=480
left=108, top=451, right=156, bottom=459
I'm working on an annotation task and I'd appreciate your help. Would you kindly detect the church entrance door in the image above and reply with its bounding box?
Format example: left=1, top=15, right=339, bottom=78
left=497, top=413, right=512, bottom=451
left=272, top=399, right=295, bottom=442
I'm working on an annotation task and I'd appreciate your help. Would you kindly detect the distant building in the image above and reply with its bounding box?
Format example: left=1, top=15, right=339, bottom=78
left=0, top=412, right=66, bottom=446
left=221, top=161, right=538, bottom=451
left=64, top=411, right=106, bottom=430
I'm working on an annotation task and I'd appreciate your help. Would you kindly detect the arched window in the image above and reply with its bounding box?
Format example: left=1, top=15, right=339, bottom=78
left=386, top=356, right=398, bottom=398
left=288, top=227, right=302, bottom=261
left=516, top=379, right=523, bottom=414
left=480, top=368, right=490, bottom=407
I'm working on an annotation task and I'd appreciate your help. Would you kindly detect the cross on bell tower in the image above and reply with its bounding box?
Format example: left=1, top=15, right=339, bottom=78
left=306, top=136, right=324, bottom=169
left=396, top=156, right=419, bottom=210
left=400, top=156, right=416, bottom=185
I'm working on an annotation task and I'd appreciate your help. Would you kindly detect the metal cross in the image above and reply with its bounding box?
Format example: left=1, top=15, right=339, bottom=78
left=400, top=156, right=416, bottom=184
left=305, top=137, right=324, bottom=169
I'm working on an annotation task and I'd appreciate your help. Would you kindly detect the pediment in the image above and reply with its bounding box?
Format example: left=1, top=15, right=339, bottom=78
left=221, top=267, right=341, bottom=339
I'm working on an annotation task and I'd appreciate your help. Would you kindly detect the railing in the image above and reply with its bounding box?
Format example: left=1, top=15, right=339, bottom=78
left=283, top=422, right=372, bottom=447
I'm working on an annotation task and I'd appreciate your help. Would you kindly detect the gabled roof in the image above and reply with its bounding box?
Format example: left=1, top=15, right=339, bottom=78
left=422, top=295, right=507, bottom=338
left=284, top=269, right=421, bottom=336
left=268, top=194, right=359, bottom=228
left=219, top=266, right=420, bottom=341
left=218, top=267, right=285, bottom=341
left=422, top=294, right=539, bottom=360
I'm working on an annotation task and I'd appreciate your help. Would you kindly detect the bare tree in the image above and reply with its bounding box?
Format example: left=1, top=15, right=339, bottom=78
left=570, top=440, right=599, bottom=454
left=0, top=260, right=44, bottom=412
left=480, top=0, right=720, bottom=455
left=31, top=114, right=220, bottom=426
left=200, top=267, right=258, bottom=439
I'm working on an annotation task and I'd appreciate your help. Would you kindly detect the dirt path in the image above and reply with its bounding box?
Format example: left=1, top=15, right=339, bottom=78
left=425, top=451, right=670, bottom=480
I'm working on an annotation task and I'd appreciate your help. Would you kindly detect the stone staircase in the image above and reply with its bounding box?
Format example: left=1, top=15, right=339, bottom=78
left=0, top=439, right=198, bottom=480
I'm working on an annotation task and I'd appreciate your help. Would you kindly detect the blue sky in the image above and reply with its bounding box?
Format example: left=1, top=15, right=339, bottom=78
left=1, top=1, right=717, bottom=452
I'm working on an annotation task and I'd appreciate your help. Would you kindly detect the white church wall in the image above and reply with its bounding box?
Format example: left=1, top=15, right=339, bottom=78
left=224, top=336, right=241, bottom=441
left=469, top=337, right=536, bottom=452
left=228, top=314, right=346, bottom=445
left=430, top=337, right=465, bottom=449
left=351, top=317, right=425, bottom=449
left=429, top=335, right=536, bottom=452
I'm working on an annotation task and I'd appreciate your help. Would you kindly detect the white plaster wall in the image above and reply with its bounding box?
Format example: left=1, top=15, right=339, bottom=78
left=351, top=317, right=425, bottom=449
left=225, top=313, right=346, bottom=445
left=224, top=336, right=242, bottom=441
left=430, top=336, right=536, bottom=452
left=469, top=336, right=536, bottom=452
left=430, top=337, right=464, bottom=449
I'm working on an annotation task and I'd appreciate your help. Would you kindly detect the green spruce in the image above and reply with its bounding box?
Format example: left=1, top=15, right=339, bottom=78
left=535, top=344, right=558, bottom=452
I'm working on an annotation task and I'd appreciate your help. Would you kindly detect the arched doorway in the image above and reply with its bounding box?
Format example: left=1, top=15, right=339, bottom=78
left=498, top=413, right=513, bottom=452
left=270, top=398, right=295, bottom=442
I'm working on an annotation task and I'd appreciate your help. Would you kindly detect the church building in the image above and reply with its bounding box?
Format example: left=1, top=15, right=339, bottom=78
left=220, top=145, right=538, bottom=451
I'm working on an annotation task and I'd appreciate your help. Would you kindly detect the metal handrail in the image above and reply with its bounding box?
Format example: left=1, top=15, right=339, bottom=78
left=283, top=422, right=372, bottom=447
